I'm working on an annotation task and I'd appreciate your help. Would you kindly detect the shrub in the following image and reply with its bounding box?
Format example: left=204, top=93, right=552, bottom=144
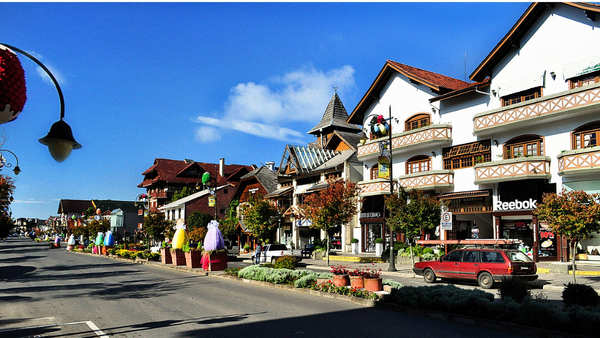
left=374, top=238, right=384, bottom=244
left=562, top=283, right=600, bottom=308
left=423, top=247, right=434, bottom=255
left=382, top=279, right=403, bottom=290
left=223, top=267, right=242, bottom=277
left=498, top=277, right=531, bottom=303
left=350, top=238, right=359, bottom=244
left=274, top=255, right=299, bottom=270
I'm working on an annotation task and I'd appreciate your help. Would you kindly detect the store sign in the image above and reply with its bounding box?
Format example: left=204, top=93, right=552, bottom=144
left=360, top=212, right=382, bottom=219
left=378, top=156, right=390, bottom=179
left=297, top=219, right=312, bottom=227
left=495, top=198, right=537, bottom=211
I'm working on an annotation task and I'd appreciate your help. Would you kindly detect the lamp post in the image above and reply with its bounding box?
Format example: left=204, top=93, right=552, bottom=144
left=360, top=106, right=397, bottom=271
left=0, top=43, right=81, bottom=162
left=0, top=149, right=21, bottom=175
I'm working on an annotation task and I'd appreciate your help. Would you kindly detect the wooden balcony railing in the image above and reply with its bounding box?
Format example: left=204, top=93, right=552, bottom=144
left=473, top=83, right=600, bottom=135
left=149, top=191, right=167, bottom=199
left=474, top=156, right=551, bottom=184
left=397, top=170, right=454, bottom=190
left=357, top=124, right=452, bottom=160
left=558, top=146, right=600, bottom=177
left=357, top=179, right=397, bottom=197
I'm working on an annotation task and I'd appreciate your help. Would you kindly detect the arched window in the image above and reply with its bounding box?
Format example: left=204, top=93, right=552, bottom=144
left=406, top=155, right=431, bottom=174
left=504, top=135, right=544, bottom=159
left=573, top=121, right=600, bottom=149
left=405, top=113, right=430, bottom=131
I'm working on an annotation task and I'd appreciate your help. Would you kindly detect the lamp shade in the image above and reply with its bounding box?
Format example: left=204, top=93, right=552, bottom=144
left=0, top=46, right=27, bottom=124
left=39, top=119, right=82, bottom=162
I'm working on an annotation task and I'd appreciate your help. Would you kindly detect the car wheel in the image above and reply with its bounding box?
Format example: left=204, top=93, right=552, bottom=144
left=271, top=257, right=277, bottom=264
left=423, top=268, right=436, bottom=283
left=478, top=272, right=494, bottom=289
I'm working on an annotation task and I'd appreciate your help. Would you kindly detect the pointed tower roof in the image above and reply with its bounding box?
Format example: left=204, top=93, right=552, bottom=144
left=307, top=92, right=361, bottom=135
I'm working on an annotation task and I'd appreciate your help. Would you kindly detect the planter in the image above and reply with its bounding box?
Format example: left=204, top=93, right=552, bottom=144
left=332, top=274, right=350, bottom=287
left=351, top=242, right=359, bottom=254
left=316, top=278, right=330, bottom=285
left=364, top=277, right=383, bottom=292
left=171, top=249, right=186, bottom=266
left=349, top=275, right=364, bottom=289
left=103, top=245, right=113, bottom=256
left=185, top=250, right=202, bottom=269
left=375, top=243, right=383, bottom=256
left=161, top=248, right=172, bottom=264
left=202, top=251, right=228, bottom=271
left=575, top=253, right=588, bottom=260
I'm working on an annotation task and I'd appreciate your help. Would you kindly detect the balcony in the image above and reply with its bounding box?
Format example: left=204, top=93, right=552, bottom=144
left=357, top=124, right=452, bottom=161
left=357, top=179, right=397, bottom=197
left=474, top=156, right=551, bottom=184
left=558, top=146, right=600, bottom=177
left=397, top=170, right=454, bottom=190
left=473, top=83, right=600, bottom=135
left=148, top=191, right=167, bottom=199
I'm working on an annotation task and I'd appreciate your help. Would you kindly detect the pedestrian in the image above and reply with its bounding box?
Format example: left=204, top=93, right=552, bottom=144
left=255, top=240, right=262, bottom=265
left=471, top=223, right=480, bottom=239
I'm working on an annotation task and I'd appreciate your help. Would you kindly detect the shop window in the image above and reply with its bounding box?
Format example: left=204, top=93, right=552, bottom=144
left=501, top=87, right=542, bottom=107
left=443, top=140, right=491, bottom=170
left=503, top=135, right=544, bottom=158
left=405, top=113, right=430, bottom=131
left=572, top=121, right=600, bottom=149
left=406, top=155, right=431, bottom=174
left=569, top=70, right=600, bottom=90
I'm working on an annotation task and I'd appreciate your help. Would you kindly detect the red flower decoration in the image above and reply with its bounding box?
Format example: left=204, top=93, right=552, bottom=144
left=0, top=46, right=27, bottom=124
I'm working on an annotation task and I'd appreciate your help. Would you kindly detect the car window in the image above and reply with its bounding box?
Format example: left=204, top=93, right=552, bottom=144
left=507, top=251, right=532, bottom=262
left=269, top=244, right=287, bottom=250
left=481, top=251, right=505, bottom=263
left=462, top=250, right=480, bottom=263
left=445, top=250, right=463, bottom=262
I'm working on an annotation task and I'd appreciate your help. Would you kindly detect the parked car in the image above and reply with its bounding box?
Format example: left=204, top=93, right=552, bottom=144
left=252, top=243, right=302, bottom=264
left=413, top=248, right=538, bottom=289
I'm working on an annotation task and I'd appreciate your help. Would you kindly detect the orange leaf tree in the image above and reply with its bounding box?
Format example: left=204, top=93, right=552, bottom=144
left=301, top=179, right=359, bottom=266
left=534, top=189, right=600, bottom=284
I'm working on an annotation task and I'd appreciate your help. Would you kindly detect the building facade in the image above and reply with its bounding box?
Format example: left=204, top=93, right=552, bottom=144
left=348, top=2, right=600, bottom=261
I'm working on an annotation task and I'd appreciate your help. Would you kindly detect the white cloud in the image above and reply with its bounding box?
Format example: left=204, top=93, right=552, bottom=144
left=13, top=199, right=54, bottom=204
left=195, top=126, right=221, bottom=143
left=193, top=65, right=356, bottom=143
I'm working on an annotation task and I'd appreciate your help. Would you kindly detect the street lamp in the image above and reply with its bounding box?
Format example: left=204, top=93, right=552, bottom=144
left=0, top=43, right=81, bottom=162
left=0, top=149, right=21, bottom=175
left=362, top=106, right=397, bottom=271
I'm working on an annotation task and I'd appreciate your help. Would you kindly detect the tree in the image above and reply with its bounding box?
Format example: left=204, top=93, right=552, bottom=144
left=87, top=219, right=111, bottom=241
left=169, top=186, right=194, bottom=203
left=186, top=211, right=213, bottom=242
left=144, top=212, right=173, bottom=244
left=0, top=174, right=15, bottom=238
left=385, top=186, right=444, bottom=266
left=219, top=199, right=240, bottom=241
left=242, top=194, right=277, bottom=242
left=534, top=189, right=600, bottom=284
left=301, top=179, right=360, bottom=266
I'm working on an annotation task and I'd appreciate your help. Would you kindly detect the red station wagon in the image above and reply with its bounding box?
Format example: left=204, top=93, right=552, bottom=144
left=413, top=248, right=538, bottom=289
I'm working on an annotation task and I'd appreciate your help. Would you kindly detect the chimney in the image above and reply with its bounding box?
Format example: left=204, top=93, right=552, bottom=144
left=266, top=161, right=275, bottom=171
left=219, top=158, right=225, bottom=178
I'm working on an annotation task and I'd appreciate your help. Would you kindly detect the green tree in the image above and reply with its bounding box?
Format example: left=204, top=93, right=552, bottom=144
left=220, top=199, right=240, bottom=241
left=385, top=186, right=444, bottom=266
left=534, top=189, right=600, bottom=284
left=169, top=186, right=194, bottom=203
left=242, top=194, right=277, bottom=243
left=84, top=206, right=96, bottom=218
left=144, top=212, right=173, bottom=244
left=301, top=179, right=360, bottom=266
left=87, top=219, right=111, bottom=241
left=0, top=174, right=15, bottom=239
left=186, top=211, right=213, bottom=242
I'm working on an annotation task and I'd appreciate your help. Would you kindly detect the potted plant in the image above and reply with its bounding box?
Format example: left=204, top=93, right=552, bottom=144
left=171, top=247, right=186, bottom=266
left=350, top=238, right=359, bottom=254
left=330, top=265, right=350, bottom=286
left=243, top=244, right=251, bottom=253
left=183, top=242, right=202, bottom=268
left=201, top=248, right=228, bottom=271
left=363, top=266, right=383, bottom=292
left=348, top=267, right=366, bottom=288
left=374, top=238, right=384, bottom=256
left=160, top=242, right=172, bottom=265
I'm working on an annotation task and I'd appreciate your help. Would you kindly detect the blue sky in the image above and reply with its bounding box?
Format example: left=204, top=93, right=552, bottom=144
left=2, top=2, right=530, bottom=219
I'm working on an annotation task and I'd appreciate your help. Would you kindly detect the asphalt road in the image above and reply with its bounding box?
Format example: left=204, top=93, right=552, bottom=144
left=0, top=237, right=531, bottom=338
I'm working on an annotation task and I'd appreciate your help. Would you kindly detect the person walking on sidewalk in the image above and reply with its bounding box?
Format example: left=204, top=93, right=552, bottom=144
left=255, top=240, right=262, bottom=265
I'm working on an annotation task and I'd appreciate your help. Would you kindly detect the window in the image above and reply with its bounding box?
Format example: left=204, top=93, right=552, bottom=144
left=501, top=87, right=542, bottom=107
left=504, top=135, right=543, bottom=158
left=573, top=121, right=600, bottom=149
left=405, top=113, right=430, bottom=131
left=481, top=251, right=505, bottom=263
left=463, top=250, right=480, bottom=263
left=444, top=250, right=463, bottom=262
left=443, top=140, right=491, bottom=170
left=370, top=165, right=378, bottom=180
left=569, top=71, right=600, bottom=89
left=406, top=156, right=431, bottom=174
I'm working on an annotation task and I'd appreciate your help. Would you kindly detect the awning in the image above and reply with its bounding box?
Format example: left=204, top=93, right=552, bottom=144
left=264, top=186, right=293, bottom=198
left=563, top=55, right=600, bottom=79
left=305, top=181, right=329, bottom=193
left=438, top=190, right=490, bottom=200
left=496, top=70, right=545, bottom=97
left=295, top=183, right=313, bottom=195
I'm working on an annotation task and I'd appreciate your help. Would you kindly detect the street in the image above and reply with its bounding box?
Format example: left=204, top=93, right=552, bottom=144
left=0, top=237, right=533, bottom=338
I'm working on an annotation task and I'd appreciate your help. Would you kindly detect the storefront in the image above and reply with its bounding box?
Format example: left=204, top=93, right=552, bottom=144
left=438, top=190, right=493, bottom=241
left=359, top=195, right=386, bottom=253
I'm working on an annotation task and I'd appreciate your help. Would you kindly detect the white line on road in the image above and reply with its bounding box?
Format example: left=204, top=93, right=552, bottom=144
left=86, top=320, right=110, bottom=337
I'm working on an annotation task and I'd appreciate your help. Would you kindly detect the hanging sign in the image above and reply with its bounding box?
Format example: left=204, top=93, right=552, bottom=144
left=378, top=156, right=390, bottom=179
left=208, top=195, right=216, bottom=207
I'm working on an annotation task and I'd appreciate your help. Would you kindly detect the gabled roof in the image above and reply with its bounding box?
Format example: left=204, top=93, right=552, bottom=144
left=307, top=92, right=361, bottom=135
left=326, top=130, right=362, bottom=151
left=348, top=60, right=470, bottom=124
left=277, top=145, right=339, bottom=177
left=430, top=78, right=490, bottom=103
left=57, top=199, right=94, bottom=214
left=138, top=158, right=253, bottom=188
left=92, top=200, right=138, bottom=213
left=470, top=2, right=600, bottom=82
left=240, top=166, right=278, bottom=194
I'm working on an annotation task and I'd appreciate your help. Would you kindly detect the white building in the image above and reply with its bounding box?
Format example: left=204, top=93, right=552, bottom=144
left=348, top=2, right=600, bottom=261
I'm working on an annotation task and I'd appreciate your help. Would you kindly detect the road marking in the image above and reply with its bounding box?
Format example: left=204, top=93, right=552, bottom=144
left=0, top=320, right=109, bottom=337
